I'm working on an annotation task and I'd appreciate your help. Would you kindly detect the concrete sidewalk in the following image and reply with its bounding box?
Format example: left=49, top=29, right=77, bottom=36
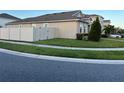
left=0, top=40, right=124, bottom=51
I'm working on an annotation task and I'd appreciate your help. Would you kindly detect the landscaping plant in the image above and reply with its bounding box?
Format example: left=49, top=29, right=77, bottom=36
left=88, top=17, right=101, bottom=41
left=76, top=33, right=83, bottom=40
left=104, top=25, right=115, bottom=37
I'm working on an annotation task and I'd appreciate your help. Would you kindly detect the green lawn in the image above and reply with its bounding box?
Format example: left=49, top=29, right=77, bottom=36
left=0, top=42, right=124, bottom=60
left=34, top=38, right=124, bottom=48
left=107, top=38, right=124, bottom=40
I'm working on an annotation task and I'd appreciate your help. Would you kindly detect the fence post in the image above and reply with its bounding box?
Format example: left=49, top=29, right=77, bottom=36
left=0, top=28, right=1, bottom=39
left=8, top=28, right=10, bottom=40
left=19, top=28, right=21, bottom=41
left=33, top=27, right=35, bottom=41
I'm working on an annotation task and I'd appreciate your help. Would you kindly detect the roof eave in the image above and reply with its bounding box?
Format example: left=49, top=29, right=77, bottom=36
left=7, top=19, right=81, bottom=25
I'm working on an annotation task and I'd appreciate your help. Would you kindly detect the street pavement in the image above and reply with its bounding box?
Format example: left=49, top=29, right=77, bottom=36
left=1, top=52, right=124, bottom=82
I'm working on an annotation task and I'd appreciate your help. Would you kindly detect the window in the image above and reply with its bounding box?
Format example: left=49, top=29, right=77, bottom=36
left=43, top=23, right=48, bottom=28
left=84, top=27, right=86, bottom=33
left=90, top=18, right=92, bottom=21
left=80, top=27, right=82, bottom=33
left=88, top=25, right=90, bottom=32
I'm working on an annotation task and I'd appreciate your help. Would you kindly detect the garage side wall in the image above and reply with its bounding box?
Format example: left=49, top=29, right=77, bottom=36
left=36, top=21, right=79, bottom=39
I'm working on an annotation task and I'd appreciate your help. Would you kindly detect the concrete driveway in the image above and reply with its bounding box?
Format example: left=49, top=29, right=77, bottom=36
left=0, top=50, right=124, bottom=82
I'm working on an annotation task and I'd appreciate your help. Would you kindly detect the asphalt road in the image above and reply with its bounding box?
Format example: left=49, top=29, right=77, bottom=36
left=0, top=52, right=124, bottom=82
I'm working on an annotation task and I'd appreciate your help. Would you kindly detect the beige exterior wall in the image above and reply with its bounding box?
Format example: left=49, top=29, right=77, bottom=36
left=7, top=21, right=79, bottom=39
left=50, top=22, right=78, bottom=39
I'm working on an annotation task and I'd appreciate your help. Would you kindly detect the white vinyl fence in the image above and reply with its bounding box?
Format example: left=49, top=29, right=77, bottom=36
left=33, top=27, right=57, bottom=41
left=0, top=27, right=57, bottom=42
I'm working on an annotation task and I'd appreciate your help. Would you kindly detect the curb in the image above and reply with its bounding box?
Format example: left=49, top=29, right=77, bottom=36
left=0, top=48, right=124, bottom=64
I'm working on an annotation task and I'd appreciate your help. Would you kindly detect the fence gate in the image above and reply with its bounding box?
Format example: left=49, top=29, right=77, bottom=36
left=34, top=27, right=55, bottom=41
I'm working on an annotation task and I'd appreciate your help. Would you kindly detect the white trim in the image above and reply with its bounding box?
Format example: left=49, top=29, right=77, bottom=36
left=7, top=19, right=80, bottom=25
left=0, top=48, right=124, bottom=64
left=72, top=11, right=81, bottom=16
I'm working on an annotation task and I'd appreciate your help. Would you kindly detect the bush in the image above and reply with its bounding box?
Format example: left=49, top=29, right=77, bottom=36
left=82, top=33, right=88, bottom=40
left=104, top=25, right=114, bottom=36
left=101, top=34, right=108, bottom=38
left=76, top=33, right=83, bottom=40
left=121, top=34, right=124, bottom=38
left=88, top=17, right=101, bottom=41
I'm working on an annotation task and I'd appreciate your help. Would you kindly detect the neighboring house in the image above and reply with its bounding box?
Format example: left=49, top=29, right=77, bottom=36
left=103, top=20, right=111, bottom=27
left=82, top=14, right=104, bottom=30
left=0, top=10, right=110, bottom=41
left=0, top=13, right=21, bottom=28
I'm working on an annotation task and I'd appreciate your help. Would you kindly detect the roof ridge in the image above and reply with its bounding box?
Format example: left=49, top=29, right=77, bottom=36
left=0, top=13, right=21, bottom=20
left=21, top=10, right=81, bottom=20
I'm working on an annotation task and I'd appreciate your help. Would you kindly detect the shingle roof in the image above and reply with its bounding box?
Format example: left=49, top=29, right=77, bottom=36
left=7, top=10, right=85, bottom=25
left=0, top=13, right=21, bottom=20
left=24, top=10, right=82, bottom=21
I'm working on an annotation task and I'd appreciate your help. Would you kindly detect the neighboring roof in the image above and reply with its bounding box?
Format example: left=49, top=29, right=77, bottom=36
left=0, top=13, right=21, bottom=20
left=103, top=20, right=111, bottom=22
left=84, top=14, right=104, bottom=19
left=7, top=10, right=87, bottom=25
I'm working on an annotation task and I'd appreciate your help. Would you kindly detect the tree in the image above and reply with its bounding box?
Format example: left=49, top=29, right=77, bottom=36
left=88, top=17, right=101, bottom=41
left=104, top=25, right=114, bottom=37
left=114, top=27, right=124, bottom=34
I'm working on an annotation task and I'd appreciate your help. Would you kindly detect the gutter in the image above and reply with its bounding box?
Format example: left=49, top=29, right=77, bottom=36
left=6, top=19, right=88, bottom=25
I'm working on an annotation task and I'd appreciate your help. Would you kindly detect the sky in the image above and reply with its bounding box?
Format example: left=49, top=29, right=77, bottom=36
left=0, top=10, right=124, bottom=28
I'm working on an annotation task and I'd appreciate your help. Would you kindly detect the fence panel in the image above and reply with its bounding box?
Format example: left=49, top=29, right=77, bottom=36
left=0, top=28, right=9, bottom=39
left=9, top=28, right=20, bottom=40
left=20, top=28, right=34, bottom=42
left=34, top=27, right=56, bottom=40
left=48, top=28, right=55, bottom=39
left=40, top=28, right=47, bottom=40
left=0, top=27, right=34, bottom=42
left=0, top=27, right=57, bottom=42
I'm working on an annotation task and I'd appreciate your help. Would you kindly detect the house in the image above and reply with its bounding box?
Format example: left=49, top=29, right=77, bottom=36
left=0, top=13, right=21, bottom=28
left=84, top=14, right=104, bottom=30
left=0, top=10, right=110, bottom=41
left=103, top=20, right=111, bottom=27
left=6, top=10, right=89, bottom=39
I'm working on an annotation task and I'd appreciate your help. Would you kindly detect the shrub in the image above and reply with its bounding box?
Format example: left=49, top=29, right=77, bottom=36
left=104, top=25, right=115, bottom=37
left=88, top=17, right=101, bottom=41
left=76, top=33, right=83, bottom=40
left=101, top=34, right=108, bottom=38
left=82, top=33, right=88, bottom=40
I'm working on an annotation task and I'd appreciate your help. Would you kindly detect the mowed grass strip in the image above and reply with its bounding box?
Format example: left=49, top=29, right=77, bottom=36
left=34, top=38, right=124, bottom=48
left=0, top=42, right=124, bottom=60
